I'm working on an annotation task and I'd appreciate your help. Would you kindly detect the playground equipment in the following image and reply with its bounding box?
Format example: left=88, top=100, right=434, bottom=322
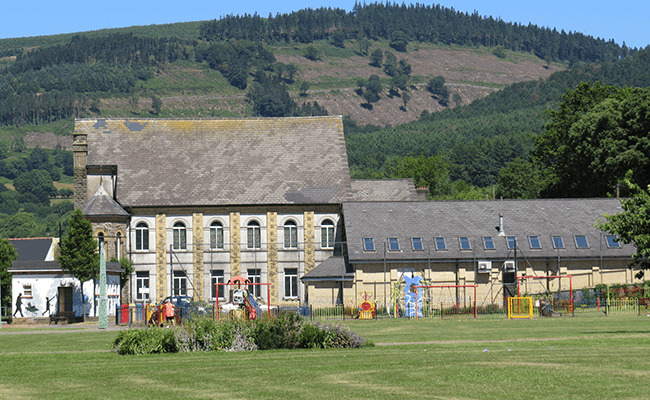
left=516, top=275, right=574, bottom=317
left=507, top=297, right=533, bottom=319
left=387, top=273, right=430, bottom=318
left=215, top=275, right=273, bottom=320
left=357, top=291, right=376, bottom=319
left=414, top=284, right=478, bottom=319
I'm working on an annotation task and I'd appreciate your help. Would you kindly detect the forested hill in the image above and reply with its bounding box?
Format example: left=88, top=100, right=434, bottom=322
left=346, top=46, right=650, bottom=188
left=199, top=3, right=635, bottom=63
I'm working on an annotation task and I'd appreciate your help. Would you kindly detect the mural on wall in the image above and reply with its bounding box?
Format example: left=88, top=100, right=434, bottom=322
left=13, top=293, right=23, bottom=317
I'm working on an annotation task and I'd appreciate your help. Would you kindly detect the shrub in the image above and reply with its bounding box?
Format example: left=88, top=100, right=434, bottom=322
left=113, top=312, right=368, bottom=355
left=113, top=327, right=178, bottom=355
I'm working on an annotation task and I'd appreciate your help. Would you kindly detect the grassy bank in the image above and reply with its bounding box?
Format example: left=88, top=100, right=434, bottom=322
left=1, top=316, right=648, bottom=399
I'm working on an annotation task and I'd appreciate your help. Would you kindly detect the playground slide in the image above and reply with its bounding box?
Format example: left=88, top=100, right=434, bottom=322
left=243, top=292, right=262, bottom=319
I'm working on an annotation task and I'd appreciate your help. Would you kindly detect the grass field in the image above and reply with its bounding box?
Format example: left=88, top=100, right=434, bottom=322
left=1, top=316, right=649, bottom=399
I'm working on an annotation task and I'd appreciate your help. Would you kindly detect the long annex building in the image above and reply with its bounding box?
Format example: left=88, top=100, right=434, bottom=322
left=74, top=116, right=639, bottom=308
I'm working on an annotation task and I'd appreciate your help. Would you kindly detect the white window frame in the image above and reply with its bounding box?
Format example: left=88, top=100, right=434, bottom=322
left=605, top=235, right=621, bottom=248
left=284, top=220, right=298, bottom=249
left=210, top=221, right=224, bottom=250
left=247, top=221, right=261, bottom=249
left=388, top=238, right=400, bottom=251
left=211, top=270, right=224, bottom=300
left=284, top=268, right=298, bottom=299
left=363, top=238, right=375, bottom=252
left=173, top=270, right=187, bottom=296
left=435, top=237, right=447, bottom=251
left=136, top=271, right=150, bottom=301
left=173, top=222, right=187, bottom=251
left=459, top=237, right=471, bottom=251
left=321, top=219, right=335, bottom=249
left=135, top=222, right=149, bottom=251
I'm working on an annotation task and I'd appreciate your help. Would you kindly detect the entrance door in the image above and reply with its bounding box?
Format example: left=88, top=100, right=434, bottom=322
left=58, top=287, right=73, bottom=312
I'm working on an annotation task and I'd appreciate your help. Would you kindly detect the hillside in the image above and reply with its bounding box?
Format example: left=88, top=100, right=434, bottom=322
left=91, top=42, right=561, bottom=127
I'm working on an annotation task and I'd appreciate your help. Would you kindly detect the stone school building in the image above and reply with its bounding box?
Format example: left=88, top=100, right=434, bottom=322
left=73, top=116, right=639, bottom=308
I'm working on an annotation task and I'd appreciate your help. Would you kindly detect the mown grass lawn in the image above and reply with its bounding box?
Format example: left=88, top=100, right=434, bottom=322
left=1, top=316, right=649, bottom=399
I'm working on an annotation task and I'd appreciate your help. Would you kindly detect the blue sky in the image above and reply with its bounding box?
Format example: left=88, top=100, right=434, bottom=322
left=2, top=1, right=648, bottom=49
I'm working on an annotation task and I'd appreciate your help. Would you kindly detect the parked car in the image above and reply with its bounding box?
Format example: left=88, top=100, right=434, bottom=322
left=157, top=296, right=206, bottom=316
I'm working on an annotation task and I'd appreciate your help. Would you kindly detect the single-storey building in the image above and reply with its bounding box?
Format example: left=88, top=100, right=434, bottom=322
left=301, top=199, right=638, bottom=308
left=8, top=237, right=122, bottom=319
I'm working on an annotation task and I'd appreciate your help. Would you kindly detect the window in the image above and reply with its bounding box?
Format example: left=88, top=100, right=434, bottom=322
left=363, top=238, right=375, bottom=252
left=388, top=238, right=400, bottom=251
left=284, top=220, right=298, bottom=249
left=435, top=237, right=447, bottom=251
left=506, top=236, right=518, bottom=250
left=411, top=237, right=424, bottom=251
left=211, top=270, right=224, bottom=299
left=98, top=232, right=106, bottom=258
left=483, top=237, right=495, bottom=250
left=136, top=271, right=150, bottom=301
left=23, top=284, right=32, bottom=297
left=574, top=235, right=589, bottom=248
left=115, top=232, right=121, bottom=258
left=284, top=268, right=298, bottom=298
left=321, top=220, right=335, bottom=249
left=247, top=221, right=261, bottom=249
left=172, top=271, right=187, bottom=296
left=173, top=222, right=187, bottom=250
left=529, top=236, right=541, bottom=249
left=552, top=236, right=565, bottom=249
left=210, top=221, right=224, bottom=249
left=459, top=237, right=471, bottom=250
left=605, top=235, right=621, bottom=248
left=248, top=268, right=261, bottom=297
left=135, top=222, right=149, bottom=251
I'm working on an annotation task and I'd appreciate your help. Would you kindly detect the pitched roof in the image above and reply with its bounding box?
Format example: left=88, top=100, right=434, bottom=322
left=82, top=184, right=130, bottom=218
left=9, top=261, right=123, bottom=274
left=77, top=117, right=353, bottom=207
left=342, top=198, right=635, bottom=262
left=301, top=256, right=354, bottom=281
left=8, top=238, right=56, bottom=262
left=350, top=179, right=422, bottom=201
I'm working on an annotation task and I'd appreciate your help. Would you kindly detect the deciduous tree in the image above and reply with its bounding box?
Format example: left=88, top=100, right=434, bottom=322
left=597, top=174, right=650, bottom=273
left=57, top=209, right=99, bottom=321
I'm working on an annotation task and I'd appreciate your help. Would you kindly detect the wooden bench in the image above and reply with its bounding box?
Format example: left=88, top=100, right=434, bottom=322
left=49, top=311, right=76, bottom=325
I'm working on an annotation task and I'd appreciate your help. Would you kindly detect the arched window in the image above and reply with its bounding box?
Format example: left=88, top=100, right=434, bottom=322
left=284, top=220, right=297, bottom=249
left=135, top=222, right=149, bottom=251
left=321, top=219, right=335, bottom=249
left=210, top=221, right=224, bottom=249
left=115, top=232, right=122, bottom=258
left=98, top=232, right=106, bottom=258
left=247, top=221, right=260, bottom=249
left=173, top=222, right=187, bottom=250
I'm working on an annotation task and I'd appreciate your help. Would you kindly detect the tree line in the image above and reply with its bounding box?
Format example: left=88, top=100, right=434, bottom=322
left=199, top=2, right=637, bottom=63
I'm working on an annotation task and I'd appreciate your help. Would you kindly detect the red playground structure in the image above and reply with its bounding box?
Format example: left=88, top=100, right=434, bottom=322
left=215, top=275, right=273, bottom=320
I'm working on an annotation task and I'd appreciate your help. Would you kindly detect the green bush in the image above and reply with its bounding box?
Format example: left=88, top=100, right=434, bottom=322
left=113, top=327, right=178, bottom=355
left=113, top=312, right=367, bottom=355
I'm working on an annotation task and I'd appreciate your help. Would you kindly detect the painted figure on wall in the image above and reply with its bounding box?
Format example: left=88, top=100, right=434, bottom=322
left=42, top=296, right=54, bottom=316
left=13, top=293, right=23, bottom=317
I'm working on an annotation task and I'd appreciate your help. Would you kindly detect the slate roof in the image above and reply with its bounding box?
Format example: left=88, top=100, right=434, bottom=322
left=342, top=198, right=635, bottom=262
left=350, top=179, right=421, bottom=201
left=8, top=238, right=56, bottom=262
left=77, top=117, right=353, bottom=207
left=9, top=261, right=123, bottom=274
left=301, top=256, right=354, bottom=281
left=82, top=185, right=130, bottom=218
